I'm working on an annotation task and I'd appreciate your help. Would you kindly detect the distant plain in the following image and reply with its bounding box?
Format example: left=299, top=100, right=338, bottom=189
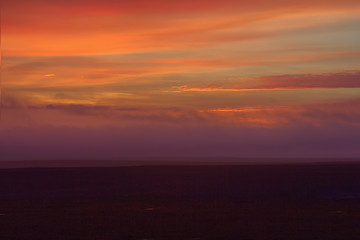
left=1, top=161, right=360, bottom=239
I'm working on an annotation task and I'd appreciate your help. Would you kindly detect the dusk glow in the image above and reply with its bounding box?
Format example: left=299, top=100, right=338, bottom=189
left=1, top=0, right=360, bottom=161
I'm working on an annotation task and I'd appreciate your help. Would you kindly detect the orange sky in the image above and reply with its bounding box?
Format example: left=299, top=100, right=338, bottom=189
left=1, top=0, right=360, bottom=159
left=3, top=0, right=360, bottom=113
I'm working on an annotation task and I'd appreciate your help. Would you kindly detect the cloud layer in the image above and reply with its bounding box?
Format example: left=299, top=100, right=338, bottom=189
left=1, top=0, right=360, bottom=160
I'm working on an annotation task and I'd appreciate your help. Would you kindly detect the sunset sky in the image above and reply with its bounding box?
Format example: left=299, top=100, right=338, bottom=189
left=1, top=0, right=360, bottom=161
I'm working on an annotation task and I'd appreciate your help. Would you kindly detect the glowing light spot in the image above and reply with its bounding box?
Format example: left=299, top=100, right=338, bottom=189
left=44, top=74, right=56, bottom=77
left=144, top=207, right=155, bottom=211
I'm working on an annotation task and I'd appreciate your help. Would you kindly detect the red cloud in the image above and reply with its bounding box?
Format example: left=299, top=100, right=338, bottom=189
left=171, top=71, right=360, bottom=92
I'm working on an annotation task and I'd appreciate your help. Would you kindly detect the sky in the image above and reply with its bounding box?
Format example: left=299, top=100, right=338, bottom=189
left=1, top=0, right=360, bottom=161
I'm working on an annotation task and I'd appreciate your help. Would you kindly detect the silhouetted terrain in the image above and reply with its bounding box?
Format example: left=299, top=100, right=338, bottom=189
left=1, top=163, right=360, bottom=239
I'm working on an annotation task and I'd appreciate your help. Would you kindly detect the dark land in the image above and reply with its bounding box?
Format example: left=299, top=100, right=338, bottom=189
left=1, top=161, right=360, bottom=239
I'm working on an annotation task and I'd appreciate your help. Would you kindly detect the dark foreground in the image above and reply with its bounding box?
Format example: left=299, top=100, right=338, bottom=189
left=1, top=163, right=360, bottom=239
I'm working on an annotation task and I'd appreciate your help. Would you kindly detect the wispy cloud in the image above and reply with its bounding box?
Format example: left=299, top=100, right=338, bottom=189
left=168, top=71, right=360, bottom=92
left=2, top=0, right=360, bottom=159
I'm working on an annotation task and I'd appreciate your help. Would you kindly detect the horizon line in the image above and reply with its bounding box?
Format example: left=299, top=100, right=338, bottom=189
left=1, top=158, right=360, bottom=169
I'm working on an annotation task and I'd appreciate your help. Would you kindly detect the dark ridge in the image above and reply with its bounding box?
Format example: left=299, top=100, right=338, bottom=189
left=0, top=158, right=359, bottom=169
left=2, top=163, right=360, bottom=239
